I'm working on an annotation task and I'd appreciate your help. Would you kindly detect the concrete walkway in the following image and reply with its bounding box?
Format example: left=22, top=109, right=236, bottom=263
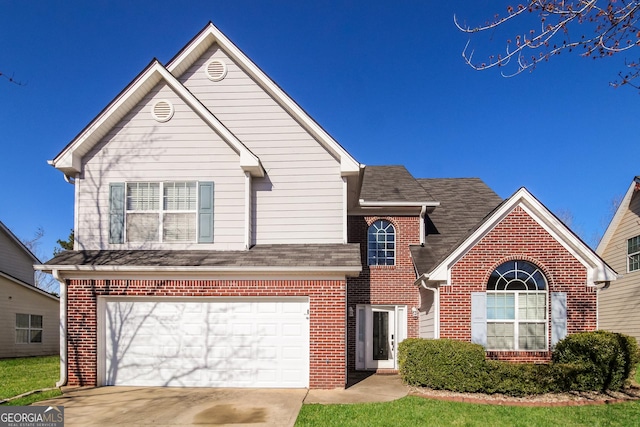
left=34, top=374, right=407, bottom=426
left=304, top=374, right=409, bottom=404
left=37, top=386, right=306, bottom=427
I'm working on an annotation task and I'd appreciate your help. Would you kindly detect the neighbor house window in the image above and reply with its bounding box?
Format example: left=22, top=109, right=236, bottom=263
left=629, top=235, right=640, bottom=272
left=16, top=314, right=42, bottom=344
left=368, top=219, right=395, bottom=266
left=486, top=260, right=547, bottom=351
left=110, top=181, right=213, bottom=244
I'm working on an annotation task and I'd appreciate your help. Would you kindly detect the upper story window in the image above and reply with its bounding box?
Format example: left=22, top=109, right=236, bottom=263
left=110, top=181, right=213, bottom=244
left=629, top=235, right=640, bottom=272
left=367, top=219, right=395, bottom=266
left=16, top=314, right=42, bottom=344
left=486, top=260, right=547, bottom=351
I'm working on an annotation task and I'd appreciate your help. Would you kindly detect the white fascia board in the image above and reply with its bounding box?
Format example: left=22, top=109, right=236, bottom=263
left=167, top=23, right=361, bottom=176
left=596, top=178, right=639, bottom=255
left=428, top=187, right=617, bottom=283
left=358, top=200, right=440, bottom=208
left=51, top=62, right=163, bottom=174
left=154, top=66, right=264, bottom=177
left=0, top=221, right=40, bottom=263
left=51, top=61, right=264, bottom=178
left=35, top=264, right=362, bottom=278
left=0, top=271, right=59, bottom=301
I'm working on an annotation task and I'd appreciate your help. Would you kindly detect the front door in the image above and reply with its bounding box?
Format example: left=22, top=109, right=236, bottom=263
left=356, top=305, right=407, bottom=370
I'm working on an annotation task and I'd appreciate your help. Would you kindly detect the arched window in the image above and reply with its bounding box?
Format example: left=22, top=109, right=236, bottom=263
left=486, top=260, right=547, bottom=351
left=367, top=220, right=395, bottom=266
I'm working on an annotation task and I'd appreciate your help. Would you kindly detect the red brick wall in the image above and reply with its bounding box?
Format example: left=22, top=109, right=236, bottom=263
left=442, top=206, right=596, bottom=362
left=64, top=278, right=346, bottom=389
left=346, top=216, right=421, bottom=371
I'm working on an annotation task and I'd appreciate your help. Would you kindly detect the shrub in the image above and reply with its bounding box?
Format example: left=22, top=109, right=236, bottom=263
left=483, top=361, right=586, bottom=396
left=398, top=338, right=487, bottom=392
left=552, top=330, right=640, bottom=391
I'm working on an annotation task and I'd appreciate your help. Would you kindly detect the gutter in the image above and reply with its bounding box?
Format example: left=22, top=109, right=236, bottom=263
left=358, top=200, right=440, bottom=208
left=52, top=270, right=67, bottom=388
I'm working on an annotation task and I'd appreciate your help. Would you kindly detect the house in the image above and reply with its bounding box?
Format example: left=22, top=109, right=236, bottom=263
left=596, top=176, right=640, bottom=341
left=0, top=221, right=59, bottom=358
left=37, top=23, right=616, bottom=389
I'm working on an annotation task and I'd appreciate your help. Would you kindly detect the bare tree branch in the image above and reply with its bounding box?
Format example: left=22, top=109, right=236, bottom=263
left=457, top=1, right=640, bottom=87
left=0, top=70, right=25, bottom=86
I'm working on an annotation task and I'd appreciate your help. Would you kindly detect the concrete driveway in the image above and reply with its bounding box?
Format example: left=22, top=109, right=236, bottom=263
left=36, top=386, right=307, bottom=426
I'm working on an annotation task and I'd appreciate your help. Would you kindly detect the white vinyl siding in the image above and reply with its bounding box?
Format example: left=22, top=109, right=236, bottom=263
left=0, top=229, right=36, bottom=286
left=0, top=277, right=59, bottom=358
left=599, top=190, right=640, bottom=341
left=179, top=44, right=344, bottom=244
left=77, top=82, right=246, bottom=250
left=418, top=287, right=436, bottom=339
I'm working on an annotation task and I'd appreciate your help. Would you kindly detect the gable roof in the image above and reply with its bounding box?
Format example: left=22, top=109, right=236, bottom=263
left=359, top=166, right=437, bottom=206
left=410, top=178, right=502, bottom=275
left=0, top=270, right=59, bottom=302
left=50, top=59, right=264, bottom=178
left=0, top=221, right=39, bottom=264
left=419, top=187, right=617, bottom=285
left=596, top=176, right=640, bottom=255
left=167, top=22, right=361, bottom=176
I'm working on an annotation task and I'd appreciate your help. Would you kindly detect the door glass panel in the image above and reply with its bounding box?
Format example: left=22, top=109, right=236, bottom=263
left=373, top=311, right=389, bottom=360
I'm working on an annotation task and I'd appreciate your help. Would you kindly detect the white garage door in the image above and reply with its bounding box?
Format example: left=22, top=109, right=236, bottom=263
left=100, top=298, right=309, bottom=388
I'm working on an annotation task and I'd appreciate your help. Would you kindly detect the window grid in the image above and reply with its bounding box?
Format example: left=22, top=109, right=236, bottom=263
left=125, top=181, right=198, bottom=243
left=16, top=314, right=43, bottom=344
left=486, top=260, right=548, bottom=351
left=367, top=220, right=396, bottom=266
left=628, top=235, right=640, bottom=272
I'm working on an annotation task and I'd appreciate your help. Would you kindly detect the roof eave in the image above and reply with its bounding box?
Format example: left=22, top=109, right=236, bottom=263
left=167, top=22, right=361, bottom=175
left=36, top=264, right=362, bottom=277
left=51, top=60, right=265, bottom=178
left=426, top=187, right=618, bottom=284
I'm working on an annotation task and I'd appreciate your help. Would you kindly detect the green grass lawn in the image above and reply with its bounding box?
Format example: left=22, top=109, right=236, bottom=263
left=296, top=364, right=640, bottom=427
left=296, top=396, right=640, bottom=427
left=0, top=355, right=62, bottom=406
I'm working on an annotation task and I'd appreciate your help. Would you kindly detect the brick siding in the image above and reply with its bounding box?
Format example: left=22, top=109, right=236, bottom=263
left=442, top=206, right=596, bottom=362
left=65, top=278, right=346, bottom=389
left=346, top=216, right=422, bottom=371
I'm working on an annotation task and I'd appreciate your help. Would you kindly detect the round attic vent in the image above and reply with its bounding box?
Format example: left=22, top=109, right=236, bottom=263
left=151, top=100, right=174, bottom=122
left=205, top=59, right=227, bottom=81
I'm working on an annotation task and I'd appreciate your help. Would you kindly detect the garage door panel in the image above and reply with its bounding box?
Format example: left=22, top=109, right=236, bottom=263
left=103, top=299, right=309, bottom=388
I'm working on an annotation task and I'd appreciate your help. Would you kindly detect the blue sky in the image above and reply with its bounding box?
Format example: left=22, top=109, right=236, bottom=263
left=1, top=1, right=638, bottom=261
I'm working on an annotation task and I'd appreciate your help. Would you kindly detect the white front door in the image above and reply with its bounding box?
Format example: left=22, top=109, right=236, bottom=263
left=356, top=305, right=407, bottom=370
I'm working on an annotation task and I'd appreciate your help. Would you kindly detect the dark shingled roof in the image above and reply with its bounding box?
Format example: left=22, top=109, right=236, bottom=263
left=410, top=178, right=503, bottom=276
left=360, top=165, right=434, bottom=203
left=42, top=244, right=362, bottom=272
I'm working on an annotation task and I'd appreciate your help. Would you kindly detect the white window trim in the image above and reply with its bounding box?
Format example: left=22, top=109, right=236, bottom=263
left=367, top=219, right=396, bottom=266
left=125, top=181, right=198, bottom=244
left=628, top=235, right=640, bottom=273
left=486, top=290, right=548, bottom=351
left=16, top=313, right=43, bottom=345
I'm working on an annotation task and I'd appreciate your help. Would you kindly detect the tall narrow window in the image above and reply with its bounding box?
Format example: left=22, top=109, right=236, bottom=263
left=486, top=260, right=547, bottom=351
left=367, top=219, right=395, bottom=266
left=628, top=235, right=640, bottom=272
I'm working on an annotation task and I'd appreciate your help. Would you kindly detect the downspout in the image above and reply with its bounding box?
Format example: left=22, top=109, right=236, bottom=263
left=244, top=171, right=251, bottom=250
left=417, top=277, right=440, bottom=339
left=52, top=270, right=67, bottom=388
left=419, top=205, right=426, bottom=246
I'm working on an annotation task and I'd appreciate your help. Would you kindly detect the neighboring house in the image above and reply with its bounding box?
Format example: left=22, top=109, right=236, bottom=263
left=37, top=23, right=616, bottom=389
left=597, top=176, right=640, bottom=341
left=0, top=221, right=59, bottom=358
